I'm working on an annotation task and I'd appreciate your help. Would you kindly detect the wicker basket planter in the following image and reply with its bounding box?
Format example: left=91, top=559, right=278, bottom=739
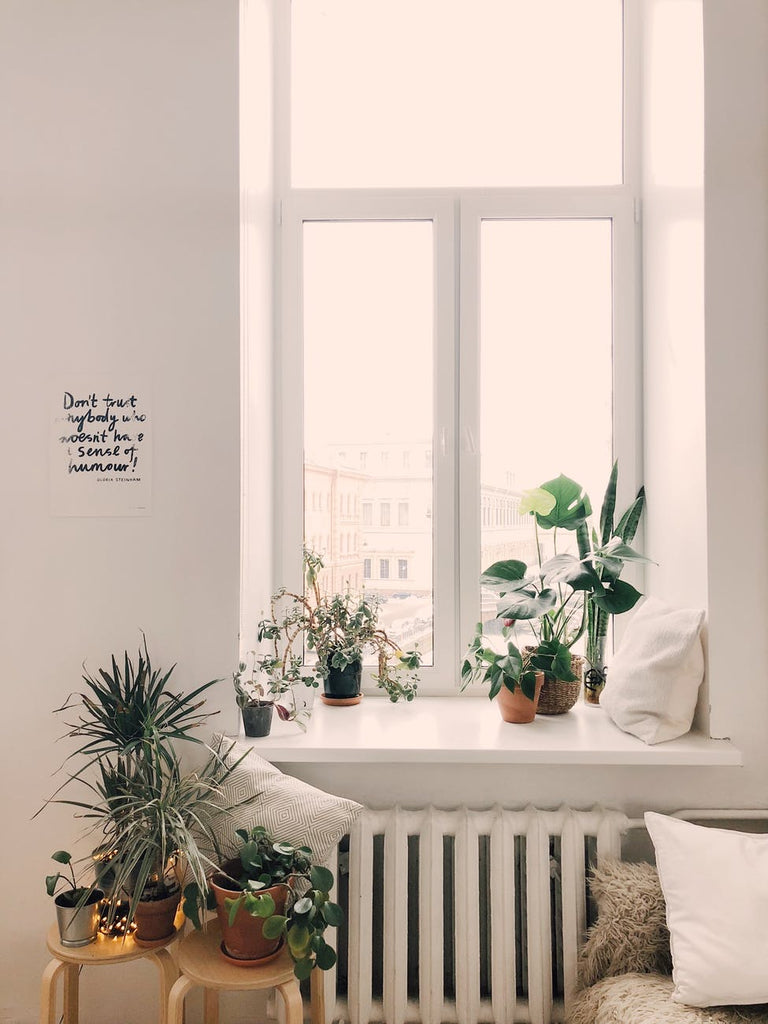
left=536, top=654, right=584, bottom=715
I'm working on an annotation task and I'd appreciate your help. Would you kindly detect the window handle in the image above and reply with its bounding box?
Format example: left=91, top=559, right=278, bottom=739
left=440, top=427, right=448, bottom=457
left=464, top=427, right=477, bottom=454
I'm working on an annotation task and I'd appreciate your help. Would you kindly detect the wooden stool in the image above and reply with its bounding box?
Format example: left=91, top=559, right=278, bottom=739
left=167, top=921, right=305, bottom=1024
left=40, top=922, right=179, bottom=1024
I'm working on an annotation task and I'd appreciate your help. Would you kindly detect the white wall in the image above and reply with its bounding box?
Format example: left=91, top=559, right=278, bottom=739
left=1, top=1, right=767, bottom=1022
left=0, top=2, right=241, bottom=1020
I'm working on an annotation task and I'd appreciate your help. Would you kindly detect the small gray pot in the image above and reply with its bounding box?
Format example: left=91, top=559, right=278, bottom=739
left=55, top=889, right=104, bottom=947
left=241, top=701, right=274, bottom=737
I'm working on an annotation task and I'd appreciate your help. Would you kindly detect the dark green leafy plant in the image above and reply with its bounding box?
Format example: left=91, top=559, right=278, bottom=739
left=461, top=623, right=540, bottom=700
left=188, top=825, right=343, bottom=979
left=256, top=549, right=421, bottom=703
left=478, top=469, right=650, bottom=687
left=45, top=850, right=95, bottom=907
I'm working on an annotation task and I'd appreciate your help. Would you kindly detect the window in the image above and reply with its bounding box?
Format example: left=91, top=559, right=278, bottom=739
left=278, top=0, right=641, bottom=693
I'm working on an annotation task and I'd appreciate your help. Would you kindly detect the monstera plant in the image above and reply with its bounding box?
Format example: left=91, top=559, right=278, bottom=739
left=479, top=466, right=650, bottom=705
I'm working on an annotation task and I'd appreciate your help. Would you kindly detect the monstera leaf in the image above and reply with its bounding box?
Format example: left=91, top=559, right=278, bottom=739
left=534, top=475, right=592, bottom=531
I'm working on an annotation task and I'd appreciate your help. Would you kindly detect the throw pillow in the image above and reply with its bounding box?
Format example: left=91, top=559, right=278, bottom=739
left=601, top=597, right=705, bottom=744
left=645, top=811, right=768, bottom=1007
left=210, top=734, right=363, bottom=865
left=578, top=858, right=672, bottom=989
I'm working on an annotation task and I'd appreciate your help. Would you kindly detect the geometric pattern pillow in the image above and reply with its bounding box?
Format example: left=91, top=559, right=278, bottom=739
left=578, top=858, right=672, bottom=989
left=209, top=734, right=362, bottom=865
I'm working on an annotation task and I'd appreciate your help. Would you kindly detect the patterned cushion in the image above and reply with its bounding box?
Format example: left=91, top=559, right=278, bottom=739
left=210, top=734, right=362, bottom=865
left=567, top=973, right=768, bottom=1024
left=578, top=859, right=672, bottom=988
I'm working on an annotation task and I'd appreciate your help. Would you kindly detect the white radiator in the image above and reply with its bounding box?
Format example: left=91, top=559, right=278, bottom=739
left=315, top=805, right=628, bottom=1024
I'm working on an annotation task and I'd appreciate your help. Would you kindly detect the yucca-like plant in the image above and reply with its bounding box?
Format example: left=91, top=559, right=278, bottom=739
left=56, top=738, right=254, bottom=929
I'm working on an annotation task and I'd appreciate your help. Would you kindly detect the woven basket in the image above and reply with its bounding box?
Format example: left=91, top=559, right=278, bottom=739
left=535, top=654, right=584, bottom=715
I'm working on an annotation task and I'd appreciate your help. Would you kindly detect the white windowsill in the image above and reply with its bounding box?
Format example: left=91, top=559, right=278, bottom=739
left=234, top=696, right=742, bottom=766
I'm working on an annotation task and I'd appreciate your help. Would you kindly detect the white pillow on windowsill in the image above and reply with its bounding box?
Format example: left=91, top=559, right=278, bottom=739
left=601, top=597, right=705, bottom=744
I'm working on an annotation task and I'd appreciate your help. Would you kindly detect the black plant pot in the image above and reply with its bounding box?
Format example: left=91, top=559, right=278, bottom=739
left=322, top=657, right=363, bottom=704
left=241, top=701, right=274, bottom=737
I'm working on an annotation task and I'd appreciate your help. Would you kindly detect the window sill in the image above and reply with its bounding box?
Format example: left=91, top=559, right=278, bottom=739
left=234, top=696, right=742, bottom=767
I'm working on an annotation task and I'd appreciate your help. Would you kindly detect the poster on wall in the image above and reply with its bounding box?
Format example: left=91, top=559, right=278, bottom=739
left=50, top=378, right=152, bottom=516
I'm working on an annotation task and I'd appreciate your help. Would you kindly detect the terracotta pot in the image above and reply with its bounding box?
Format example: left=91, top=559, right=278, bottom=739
left=495, top=672, right=544, bottom=723
left=211, top=859, right=290, bottom=962
left=133, top=890, right=180, bottom=943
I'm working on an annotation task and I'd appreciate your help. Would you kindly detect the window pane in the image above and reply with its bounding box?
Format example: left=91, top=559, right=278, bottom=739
left=292, top=0, right=622, bottom=187
left=479, top=219, right=613, bottom=629
left=303, top=221, right=435, bottom=664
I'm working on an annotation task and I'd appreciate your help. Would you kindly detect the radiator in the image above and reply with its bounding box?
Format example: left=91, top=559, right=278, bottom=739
left=315, top=805, right=628, bottom=1024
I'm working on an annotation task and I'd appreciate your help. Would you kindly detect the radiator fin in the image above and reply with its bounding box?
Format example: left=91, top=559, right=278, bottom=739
left=327, top=804, right=627, bottom=1024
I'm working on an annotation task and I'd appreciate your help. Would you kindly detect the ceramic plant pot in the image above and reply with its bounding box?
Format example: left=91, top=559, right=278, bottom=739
left=495, top=672, right=544, bottom=724
left=133, top=889, right=181, bottom=944
left=322, top=656, right=362, bottom=705
left=211, top=859, right=290, bottom=962
left=241, top=701, right=274, bottom=737
left=55, top=888, right=104, bottom=947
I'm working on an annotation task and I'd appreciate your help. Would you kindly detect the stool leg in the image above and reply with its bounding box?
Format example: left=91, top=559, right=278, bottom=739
left=148, top=948, right=179, bottom=1024
left=62, top=965, right=79, bottom=1024
left=276, top=979, right=303, bottom=1024
left=310, top=968, right=326, bottom=1024
left=39, top=959, right=66, bottom=1024
left=203, top=987, right=219, bottom=1024
left=167, top=976, right=196, bottom=1024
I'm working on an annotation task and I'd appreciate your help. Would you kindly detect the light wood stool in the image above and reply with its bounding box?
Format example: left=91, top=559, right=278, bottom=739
left=40, top=922, right=179, bottom=1024
left=167, top=921, right=312, bottom=1024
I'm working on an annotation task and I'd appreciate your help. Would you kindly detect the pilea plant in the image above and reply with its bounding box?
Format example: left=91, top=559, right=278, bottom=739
left=196, top=825, right=343, bottom=979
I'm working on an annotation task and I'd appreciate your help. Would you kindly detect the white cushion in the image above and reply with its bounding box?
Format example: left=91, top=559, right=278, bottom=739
left=645, top=811, right=768, bottom=1007
left=211, top=734, right=362, bottom=864
left=601, top=597, right=705, bottom=744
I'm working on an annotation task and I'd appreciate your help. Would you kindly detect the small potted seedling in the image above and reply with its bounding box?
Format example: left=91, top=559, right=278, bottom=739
left=46, top=850, right=103, bottom=947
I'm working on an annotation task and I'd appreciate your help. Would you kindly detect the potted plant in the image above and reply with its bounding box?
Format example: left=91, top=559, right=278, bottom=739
left=480, top=470, right=650, bottom=712
left=302, top=549, right=421, bottom=704
left=46, top=850, right=104, bottom=947
left=256, top=549, right=421, bottom=707
left=192, top=824, right=342, bottom=978
left=461, top=623, right=544, bottom=723
left=40, top=641, right=255, bottom=942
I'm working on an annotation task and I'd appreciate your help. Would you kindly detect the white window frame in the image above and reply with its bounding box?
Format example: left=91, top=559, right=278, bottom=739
left=274, top=0, right=642, bottom=695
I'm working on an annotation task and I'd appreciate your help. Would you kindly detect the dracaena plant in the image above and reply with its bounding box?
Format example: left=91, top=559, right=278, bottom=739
left=479, top=468, right=650, bottom=686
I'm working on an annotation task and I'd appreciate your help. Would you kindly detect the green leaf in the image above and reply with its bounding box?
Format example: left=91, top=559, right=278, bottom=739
left=540, top=554, right=601, bottom=592
left=263, top=915, right=287, bottom=939
left=599, top=461, right=618, bottom=546
left=315, top=940, right=337, bottom=970
left=591, top=579, right=642, bottom=615
left=535, top=475, right=592, bottom=531
left=497, top=588, right=557, bottom=621
left=225, top=896, right=242, bottom=927
left=51, top=850, right=71, bottom=865
left=518, top=669, right=539, bottom=702
left=287, top=924, right=311, bottom=956
left=293, top=897, right=313, bottom=915
left=480, top=559, right=528, bottom=584
left=615, top=487, right=645, bottom=543
left=322, top=901, right=344, bottom=927
left=45, top=874, right=59, bottom=896
left=293, top=957, right=314, bottom=980
left=519, top=487, right=556, bottom=517
left=310, top=865, right=334, bottom=892
left=594, top=538, right=654, bottom=565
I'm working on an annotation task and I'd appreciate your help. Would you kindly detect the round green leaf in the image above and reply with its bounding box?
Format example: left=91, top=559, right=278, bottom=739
left=287, top=924, right=311, bottom=956
left=315, top=940, right=337, bottom=970
left=293, top=957, right=314, bottom=981
left=519, top=487, right=557, bottom=517
left=310, top=865, right=334, bottom=892
left=322, top=901, right=344, bottom=927
left=263, top=914, right=287, bottom=939
left=293, top=896, right=313, bottom=915
left=51, top=850, right=72, bottom=865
